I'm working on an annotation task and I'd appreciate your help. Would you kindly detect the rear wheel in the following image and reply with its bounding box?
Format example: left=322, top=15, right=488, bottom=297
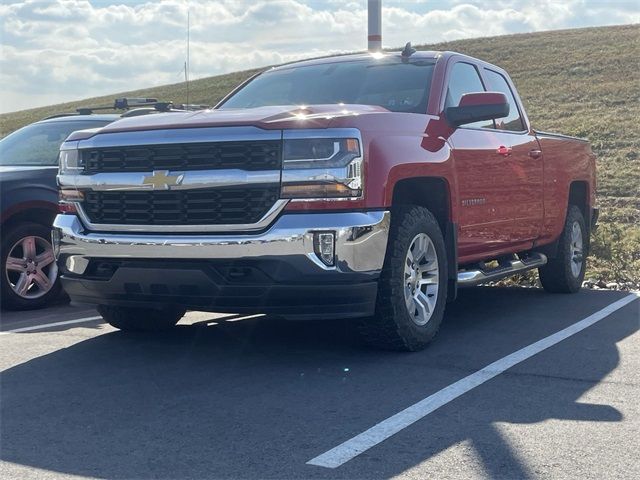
left=539, top=205, right=587, bottom=293
left=1, top=222, right=61, bottom=310
left=98, top=305, right=186, bottom=332
left=359, top=205, right=448, bottom=351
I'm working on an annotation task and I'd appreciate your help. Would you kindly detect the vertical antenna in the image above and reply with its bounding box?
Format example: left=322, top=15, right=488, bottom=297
left=186, top=4, right=190, bottom=105
left=368, top=0, right=382, bottom=52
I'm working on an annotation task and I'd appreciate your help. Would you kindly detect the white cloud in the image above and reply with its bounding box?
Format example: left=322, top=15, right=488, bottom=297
left=0, top=0, right=637, bottom=113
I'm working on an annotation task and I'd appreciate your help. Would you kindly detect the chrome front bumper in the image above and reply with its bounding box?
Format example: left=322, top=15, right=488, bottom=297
left=53, top=211, right=390, bottom=278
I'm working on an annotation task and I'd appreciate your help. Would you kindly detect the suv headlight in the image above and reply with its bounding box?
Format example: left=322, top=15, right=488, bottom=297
left=281, top=129, right=363, bottom=199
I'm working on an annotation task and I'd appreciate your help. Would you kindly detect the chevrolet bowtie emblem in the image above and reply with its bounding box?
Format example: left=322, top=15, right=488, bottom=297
left=142, top=170, right=184, bottom=190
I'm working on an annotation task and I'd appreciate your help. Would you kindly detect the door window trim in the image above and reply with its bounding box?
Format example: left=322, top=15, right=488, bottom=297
left=443, top=61, right=497, bottom=131
left=439, top=56, right=532, bottom=135
left=483, top=68, right=527, bottom=134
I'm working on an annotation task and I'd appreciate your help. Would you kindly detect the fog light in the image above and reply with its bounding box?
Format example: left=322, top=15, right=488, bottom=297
left=314, top=232, right=335, bottom=266
left=65, top=255, right=89, bottom=275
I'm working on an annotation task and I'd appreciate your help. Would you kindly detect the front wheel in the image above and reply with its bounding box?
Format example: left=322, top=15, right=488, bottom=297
left=359, top=205, right=448, bottom=351
left=98, top=305, right=186, bottom=332
left=1, top=222, right=61, bottom=311
left=539, top=205, right=587, bottom=293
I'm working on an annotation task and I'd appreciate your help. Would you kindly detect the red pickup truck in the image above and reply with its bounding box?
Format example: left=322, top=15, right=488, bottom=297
left=53, top=49, right=597, bottom=350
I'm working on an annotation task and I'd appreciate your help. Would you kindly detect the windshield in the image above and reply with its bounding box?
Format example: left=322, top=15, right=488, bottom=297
left=0, top=120, right=112, bottom=166
left=220, top=58, right=436, bottom=114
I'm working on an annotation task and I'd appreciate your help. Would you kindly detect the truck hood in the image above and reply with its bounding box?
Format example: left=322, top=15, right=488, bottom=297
left=99, top=104, right=391, bottom=134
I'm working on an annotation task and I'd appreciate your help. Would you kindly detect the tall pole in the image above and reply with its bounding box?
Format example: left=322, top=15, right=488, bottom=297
left=186, top=6, right=190, bottom=105
left=368, top=0, right=382, bottom=52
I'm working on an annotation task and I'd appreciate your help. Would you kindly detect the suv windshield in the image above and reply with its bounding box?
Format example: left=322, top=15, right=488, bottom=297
left=0, top=120, right=111, bottom=166
left=220, top=58, right=436, bottom=114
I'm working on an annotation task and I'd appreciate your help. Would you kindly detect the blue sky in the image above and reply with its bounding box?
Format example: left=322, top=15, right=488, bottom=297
left=0, top=0, right=638, bottom=113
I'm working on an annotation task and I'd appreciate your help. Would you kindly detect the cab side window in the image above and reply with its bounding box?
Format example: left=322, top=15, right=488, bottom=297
left=445, top=62, right=493, bottom=129
left=483, top=69, right=525, bottom=132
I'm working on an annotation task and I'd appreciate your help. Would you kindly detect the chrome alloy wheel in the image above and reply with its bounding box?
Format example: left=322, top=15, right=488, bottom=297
left=5, top=235, right=58, bottom=299
left=403, top=233, right=439, bottom=326
left=570, top=221, right=584, bottom=278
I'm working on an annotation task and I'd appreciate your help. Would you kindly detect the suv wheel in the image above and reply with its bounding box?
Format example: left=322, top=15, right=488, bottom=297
left=98, top=305, right=186, bottom=332
left=1, top=222, right=61, bottom=311
left=359, top=205, right=448, bottom=351
left=539, top=205, right=587, bottom=293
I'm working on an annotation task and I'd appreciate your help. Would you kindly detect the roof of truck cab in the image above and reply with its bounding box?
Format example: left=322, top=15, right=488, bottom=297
left=269, top=50, right=444, bottom=71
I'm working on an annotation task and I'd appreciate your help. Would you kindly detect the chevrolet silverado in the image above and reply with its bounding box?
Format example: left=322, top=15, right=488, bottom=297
left=52, top=49, right=597, bottom=350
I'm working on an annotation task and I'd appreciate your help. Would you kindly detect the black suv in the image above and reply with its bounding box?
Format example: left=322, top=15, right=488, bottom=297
left=1, top=114, right=120, bottom=310
left=1, top=99, right=210, bottom=310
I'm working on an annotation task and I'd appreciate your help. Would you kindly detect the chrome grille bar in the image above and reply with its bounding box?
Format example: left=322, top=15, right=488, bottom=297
left=58, top=169, right=280, bottom=192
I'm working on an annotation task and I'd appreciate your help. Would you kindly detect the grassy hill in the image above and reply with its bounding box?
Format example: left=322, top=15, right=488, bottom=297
left=1, top=24, right=638, bottom=285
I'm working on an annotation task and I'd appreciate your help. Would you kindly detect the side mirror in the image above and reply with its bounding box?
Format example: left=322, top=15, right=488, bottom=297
left=445, top=92, right=509, bottom=127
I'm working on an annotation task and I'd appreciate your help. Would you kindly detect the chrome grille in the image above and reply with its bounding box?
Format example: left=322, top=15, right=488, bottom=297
left=82, top=186, right=280, bottom=226
left=82, top=140, right=282, bottom=173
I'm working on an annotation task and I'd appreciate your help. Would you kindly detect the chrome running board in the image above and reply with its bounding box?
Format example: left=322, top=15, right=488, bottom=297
left=457, top=252, right=547, bottom=287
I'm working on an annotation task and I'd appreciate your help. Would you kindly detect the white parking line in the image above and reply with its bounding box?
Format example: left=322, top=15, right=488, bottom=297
left=307, top=292, right=640, bottom=469
left=0, top=316, right=103, bottom=334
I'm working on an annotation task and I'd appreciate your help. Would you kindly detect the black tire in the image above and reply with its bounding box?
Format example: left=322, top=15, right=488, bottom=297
left=1, top=222, right=62, bottom=311
left=359, top=205, right=448, bottom=351
left=539, top=205, right=587, bottom=293
left=97, top=305, right=186, bottom=332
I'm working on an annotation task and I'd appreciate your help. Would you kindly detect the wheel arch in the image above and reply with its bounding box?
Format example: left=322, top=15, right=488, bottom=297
left=568, top=180, right=594, bottom=253
left=390, top=176, right=458, bottom=301
left=1, top=203, right=58, bottom=233
left=391, top=177, right=452, bottom=229
left=568, top=181, right=589, bottom=220
left=539, top=180, right=592, bottom=259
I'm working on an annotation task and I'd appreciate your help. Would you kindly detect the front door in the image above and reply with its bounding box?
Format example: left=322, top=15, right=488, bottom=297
left=444, top=61, right=516, bottom=259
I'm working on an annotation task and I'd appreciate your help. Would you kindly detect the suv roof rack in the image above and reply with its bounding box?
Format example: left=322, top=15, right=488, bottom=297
left=43, top=98, right=210, bottom=121
left=42, top=113, right=83, bottom=120
left=72, top=97, right=162, bottom=115
left=175, top=103, right=211, bottom=111
left=120, top=102, right=211, bottom=118
left=112, top=97, right=160, bottom=110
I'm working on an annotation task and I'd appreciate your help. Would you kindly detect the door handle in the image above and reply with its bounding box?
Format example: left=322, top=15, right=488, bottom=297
left=497, top=145, right=512, bottom=156
left=528, top=149, right=543, bottom=159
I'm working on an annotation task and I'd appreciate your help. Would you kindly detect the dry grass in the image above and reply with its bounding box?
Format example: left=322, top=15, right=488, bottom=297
left=1, top=24, right=638, bottom=284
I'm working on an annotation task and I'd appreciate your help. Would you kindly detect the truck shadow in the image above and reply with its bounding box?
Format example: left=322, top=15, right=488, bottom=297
left=0, top=288, right=636, bottom=479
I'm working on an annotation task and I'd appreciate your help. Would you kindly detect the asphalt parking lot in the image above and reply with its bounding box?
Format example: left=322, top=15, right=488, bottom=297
left=1, top=287, right=638, bottom=480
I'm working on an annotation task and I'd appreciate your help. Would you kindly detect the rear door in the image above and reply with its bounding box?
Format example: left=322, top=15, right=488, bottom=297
left=481, top=68, right=543, bottom=243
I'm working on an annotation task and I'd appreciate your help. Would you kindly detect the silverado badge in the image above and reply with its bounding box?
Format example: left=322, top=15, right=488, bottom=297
left=142, top=170, right=184, bottom=190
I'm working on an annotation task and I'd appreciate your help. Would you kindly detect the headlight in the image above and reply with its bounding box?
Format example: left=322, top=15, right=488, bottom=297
left=58, top=144, right=83, bottom=213
left=281, top=130, right=363, bottom=200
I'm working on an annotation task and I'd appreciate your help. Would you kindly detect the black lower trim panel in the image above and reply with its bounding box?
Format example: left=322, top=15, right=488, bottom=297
left=61, top=260, right=378, bottom=320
